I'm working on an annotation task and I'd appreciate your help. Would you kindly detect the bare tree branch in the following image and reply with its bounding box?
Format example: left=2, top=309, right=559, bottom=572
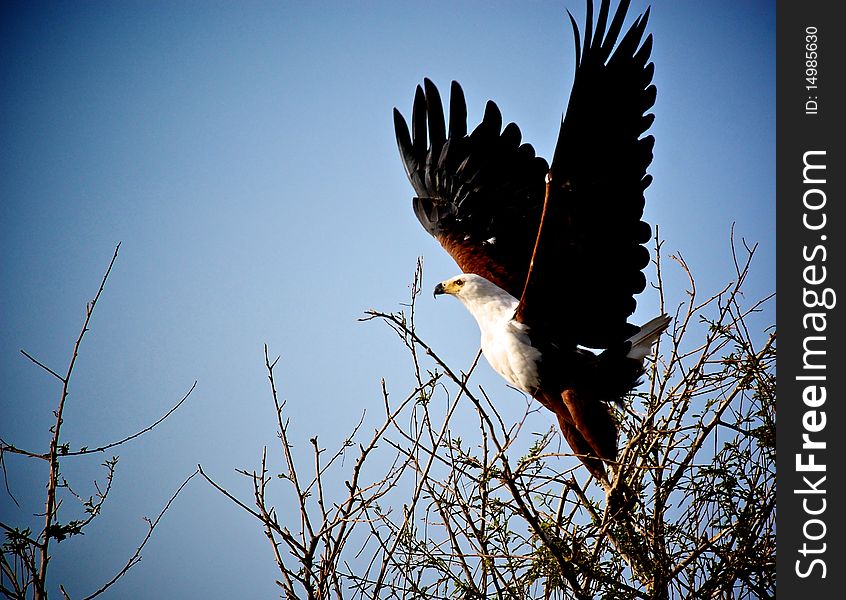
left=76, top=469, right=199, bottom=600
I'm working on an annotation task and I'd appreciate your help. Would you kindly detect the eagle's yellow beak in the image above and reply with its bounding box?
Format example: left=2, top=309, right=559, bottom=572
left=434, top=278, right=465, bottom=298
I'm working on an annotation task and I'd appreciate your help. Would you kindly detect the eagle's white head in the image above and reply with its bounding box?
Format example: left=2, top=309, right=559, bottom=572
left=433, top=273, right=519, bottom=319
left=434, top=273, right=505, bottom=301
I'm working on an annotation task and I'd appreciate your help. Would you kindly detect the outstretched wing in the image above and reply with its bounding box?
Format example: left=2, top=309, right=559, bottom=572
left=515, top=0, right=656, bottom=349
left=393, top=79, right=549, bottom=298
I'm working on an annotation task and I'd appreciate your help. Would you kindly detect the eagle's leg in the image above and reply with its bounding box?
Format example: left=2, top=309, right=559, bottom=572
left=560, top=388, right=618, bottom=465
left=535, top=389, right=609, bottom=485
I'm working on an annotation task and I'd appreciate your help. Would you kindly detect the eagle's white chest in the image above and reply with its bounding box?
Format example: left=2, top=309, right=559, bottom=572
left=458, top=289, right=542, bottom=394
left=480, top=317, right=542, bottom=393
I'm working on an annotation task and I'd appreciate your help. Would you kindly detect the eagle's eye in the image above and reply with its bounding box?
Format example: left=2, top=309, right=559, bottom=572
left=455, top=278, right=464, bottom=287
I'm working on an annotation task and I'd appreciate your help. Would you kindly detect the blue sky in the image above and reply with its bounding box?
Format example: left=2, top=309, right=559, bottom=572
left=1, top=1, right=774, bottom=597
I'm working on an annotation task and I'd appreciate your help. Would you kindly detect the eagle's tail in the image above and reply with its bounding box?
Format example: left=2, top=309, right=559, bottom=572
left=626, top=314, right=671, bottom=361
left=595, top=314, right=671, bottom=405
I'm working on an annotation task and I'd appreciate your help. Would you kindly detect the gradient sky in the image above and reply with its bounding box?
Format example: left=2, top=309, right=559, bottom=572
left=1, top=1, right=774, bottom=597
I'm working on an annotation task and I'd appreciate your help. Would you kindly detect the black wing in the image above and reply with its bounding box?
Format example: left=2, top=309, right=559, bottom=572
left=515, top=0, right=656, bottom=349
left=393, top=79, right=549, bottom=297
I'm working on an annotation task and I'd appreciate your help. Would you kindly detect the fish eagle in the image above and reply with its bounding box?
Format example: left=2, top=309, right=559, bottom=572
left=393, top=0, right=668, bottom=486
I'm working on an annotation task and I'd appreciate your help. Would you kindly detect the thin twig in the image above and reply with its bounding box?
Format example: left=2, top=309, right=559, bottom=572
left=78, top=469, right=199, bottom=600
left=61, top=381, right=198, bottom=457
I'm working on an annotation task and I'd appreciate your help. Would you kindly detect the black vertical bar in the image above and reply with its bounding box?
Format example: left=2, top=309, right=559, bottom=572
left=777, top=1, right=845, bottom=597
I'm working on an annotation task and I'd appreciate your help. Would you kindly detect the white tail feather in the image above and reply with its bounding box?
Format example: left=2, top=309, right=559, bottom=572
left=626, top=315, right=671, bottom=361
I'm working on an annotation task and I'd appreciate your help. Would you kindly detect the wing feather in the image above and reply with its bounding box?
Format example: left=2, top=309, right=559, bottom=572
left=423, top=79, right=446, bottom=157
left=447, top=81, right=467, bottom=139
